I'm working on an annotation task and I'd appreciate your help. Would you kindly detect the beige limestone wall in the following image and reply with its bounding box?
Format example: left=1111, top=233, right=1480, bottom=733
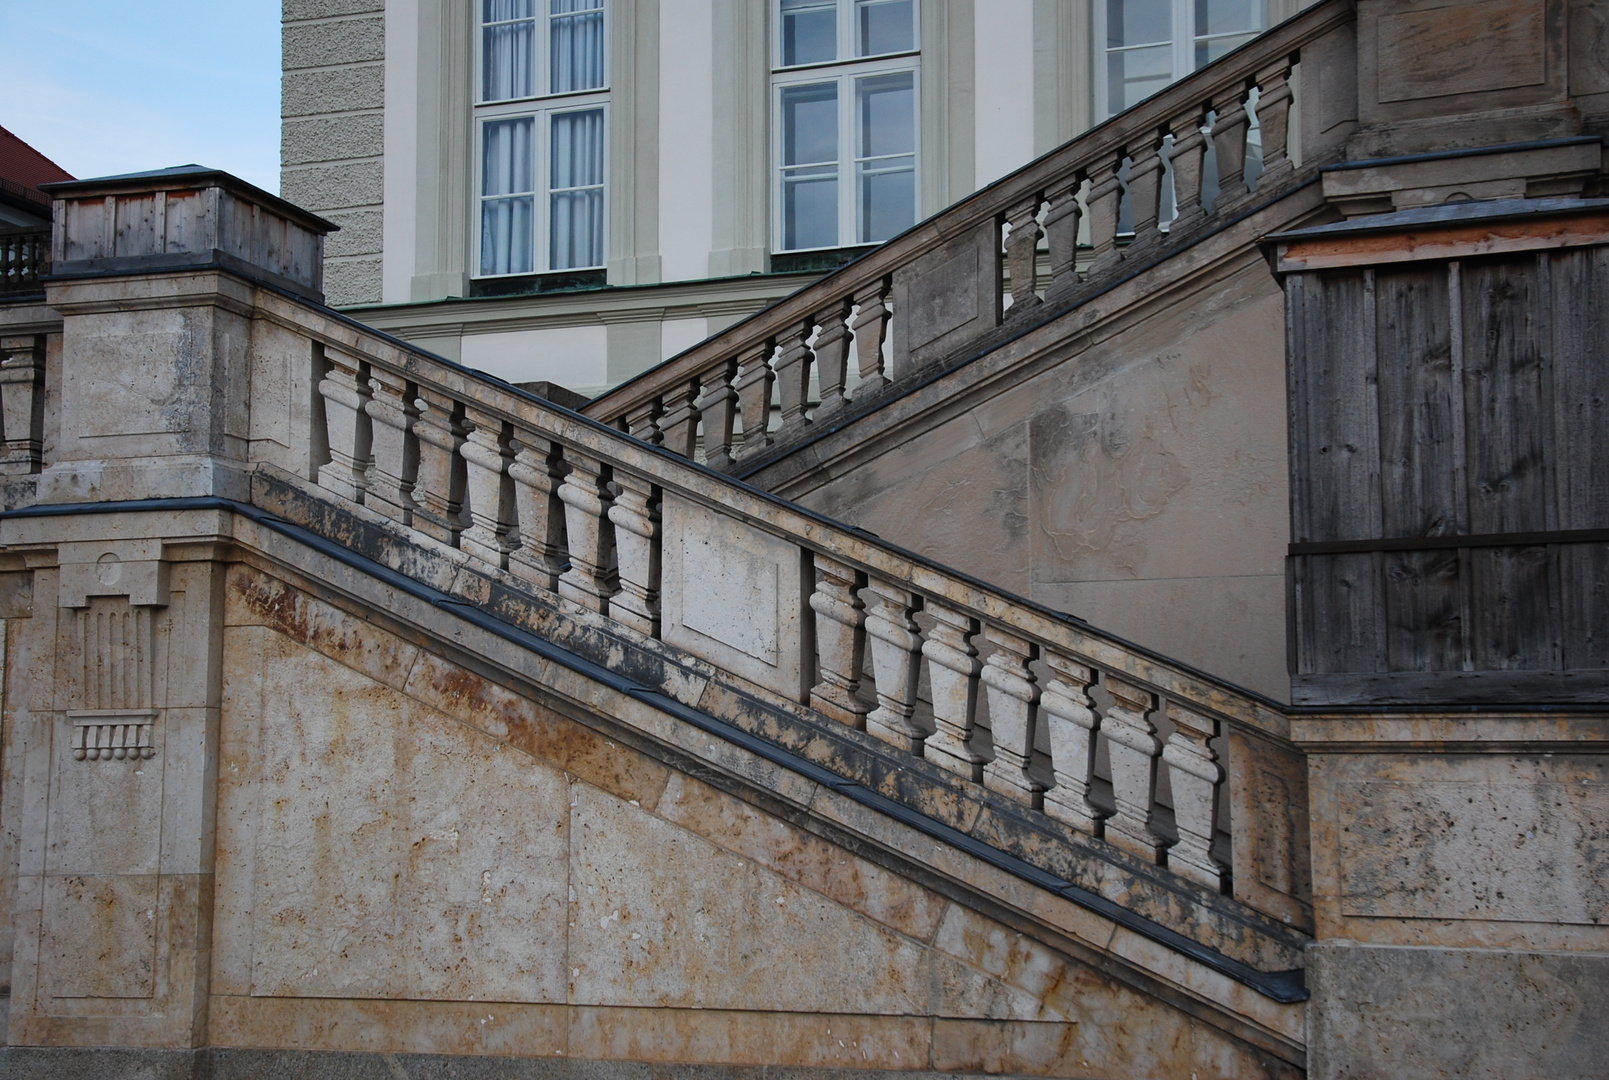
left=796, top=261, right=1291, bottom=700
left=281, top=0, right=386, bottom=306
left=202, top=560, right=1293, bottom=1077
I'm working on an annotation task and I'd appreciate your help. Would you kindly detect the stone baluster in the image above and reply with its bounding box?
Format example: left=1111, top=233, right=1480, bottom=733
left=1040, top=653, right=1103, bottom=833
left=1041, top=181, right=1084, bottom=305
left=364, top=368, right=418, bottom=525
left=1084, top=153, right=1125, bottom=278
left=316, top=349, right=373, bottom=503
left=695, top=360, right=739, bottom=471
left=1254, top=59, right=1296, bottom=188
left=1102, top=677, right=1163, bottom=861
left=851, top=282, right=891, bottom=394
left=1166, top=106, right=1210, bottom=235
left=625, top=400, right=663, bottom=447
left=862, top=581, right=925, bottom=752
left=773, top=321, right=815, bottom=439
left=808, top=555, right=869, bottom=727
left=810, top=300, right=854, bottom=419
left=734, top=342, right=777, bottom=463
left=460, top=407, right=517, bottom=569
left=657, top=377, right=701, bottom=460
left=1003, top=197, right=1044, bottom=316
left=607, top=470, right=661, bottom=636
left=922, top=602, right=985, bottom=781
left=1209, top=83, right=1252, bottom=212
left=1163, top=702, right=1227, bottom=890
left=1124, top=133, right=1166, bottom=254
left=412, top=388, right=468, bottom=546
left=0, top=334, right=46, bottom=474
left=508, top=432, right=567, bottom=591
left=557, top=449, right=616, bottom=612
left=980, top=627, right=1042, bottom=805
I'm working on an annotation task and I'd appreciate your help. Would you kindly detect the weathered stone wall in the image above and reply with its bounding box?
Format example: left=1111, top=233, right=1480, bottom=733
left=280, top=0, right=385, bottom=306
left=198, top=560, right=1293, bottom=1076
left=789, top=258, right=1291, bottom=701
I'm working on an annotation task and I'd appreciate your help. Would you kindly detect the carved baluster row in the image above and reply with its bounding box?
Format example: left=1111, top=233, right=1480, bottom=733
left=820, top=571, right=1231, bottom=890
left=316, top=365, right=669, bottom=640
left=617, top=281, right=894, bottom=466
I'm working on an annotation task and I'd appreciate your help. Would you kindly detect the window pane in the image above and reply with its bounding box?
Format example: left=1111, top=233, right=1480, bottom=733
left=782, top=82, right=838, bottom=166
left=551, top=108, right=605, bottom=269
left=483, top=117, right=536, bottom=196
left=856, top=0, right=913, bottom=56
left=482, top=197, right=535, bottom=275
left=483, top=0, right=536, bottom=101
left=551, top=0, right=605, bottom=93
left=858, top=72, right=913, bottom=158
left=856, top=73, right=914, bottom=243
left=1107, top=43, right=1171, bottom=113
left=784, top=169, right=839, bottom=249
left=781, top=0, right=837, bottom=66
left=1196, top=0, right=1261, bottom=37
left=1107, top=0, right=1171, bottom=47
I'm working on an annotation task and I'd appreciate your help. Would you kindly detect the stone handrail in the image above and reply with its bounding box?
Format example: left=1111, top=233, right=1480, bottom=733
left=583, top=0, right=1352, bottom=466
left=264, top=294, right=1306, bottom=927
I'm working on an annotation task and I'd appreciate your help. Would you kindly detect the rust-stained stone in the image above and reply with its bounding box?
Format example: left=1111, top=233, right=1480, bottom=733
left=653, top=771, right=948, bottom=943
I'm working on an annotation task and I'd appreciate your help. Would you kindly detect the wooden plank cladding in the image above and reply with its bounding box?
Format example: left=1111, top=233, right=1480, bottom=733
left=1271, top=202, right=1609, bottom=704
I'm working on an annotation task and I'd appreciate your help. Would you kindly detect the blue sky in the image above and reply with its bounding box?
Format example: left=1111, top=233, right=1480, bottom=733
left=0, top=1, right=282, bottom=193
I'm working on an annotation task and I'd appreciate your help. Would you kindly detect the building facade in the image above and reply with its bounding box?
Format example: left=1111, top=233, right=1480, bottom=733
left=283, top=0, right=1318, bottom=395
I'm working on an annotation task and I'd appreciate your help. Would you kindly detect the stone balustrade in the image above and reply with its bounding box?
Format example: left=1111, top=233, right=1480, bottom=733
left=267, top=310, right=1304, bottom=924
left=583, top=0, right=1350, bottom=468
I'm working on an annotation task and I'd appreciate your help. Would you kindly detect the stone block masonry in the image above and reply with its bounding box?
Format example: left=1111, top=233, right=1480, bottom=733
left=280, top=0, right=384, bottom=306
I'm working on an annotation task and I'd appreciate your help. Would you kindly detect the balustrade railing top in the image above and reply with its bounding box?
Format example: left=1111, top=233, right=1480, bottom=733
left=584, top=0, right=1353, bottom=465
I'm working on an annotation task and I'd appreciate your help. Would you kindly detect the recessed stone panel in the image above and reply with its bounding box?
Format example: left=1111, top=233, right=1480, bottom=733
left=660, top=493, right=806, bottom=701
left=1339, top=779, right=1609, bottom=923
left=39, top=873, right=159, bottom=999
left=1378, top=1, right=1547, bottom=103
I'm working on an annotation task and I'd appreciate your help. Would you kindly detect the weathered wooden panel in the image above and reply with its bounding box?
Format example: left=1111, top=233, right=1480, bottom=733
left=1549, top=246, right=1609, bottom=531
left=1294, top=553, right=1383, bottom=674
left=1559, top=543, right=1609, bottom=670
left=1376, top=267, right=1457, bottom=539
left=1462, top=256, right=1548, bottom=535
left=1383, top=549, right=1464, bottom=672
left=1290, top=271, right=1377, bottom=543
left=1469, top=544, right=1555, bottom=670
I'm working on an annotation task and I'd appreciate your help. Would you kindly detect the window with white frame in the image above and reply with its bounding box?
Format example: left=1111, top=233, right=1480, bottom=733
left=476, top=0, right=607, bottom=278
left=772, top=0, right=918, bottom=253
left=1096, top=0, right=1265, bottom=117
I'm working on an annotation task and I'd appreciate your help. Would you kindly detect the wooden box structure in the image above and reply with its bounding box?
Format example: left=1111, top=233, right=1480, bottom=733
left=1268, top=198, right=1609, bottom=704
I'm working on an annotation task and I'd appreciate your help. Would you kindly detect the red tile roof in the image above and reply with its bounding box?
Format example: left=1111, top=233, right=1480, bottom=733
left=0, top=124, right=73, bottom=210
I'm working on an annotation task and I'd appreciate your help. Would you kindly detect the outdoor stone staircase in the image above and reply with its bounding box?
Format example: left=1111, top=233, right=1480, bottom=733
left=2, top=163, right=1321, bottom=1058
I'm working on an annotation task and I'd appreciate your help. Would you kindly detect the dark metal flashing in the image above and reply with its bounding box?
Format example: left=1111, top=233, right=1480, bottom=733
left=1322, top=135, right=1607, bottom=173
left=1263, top=197, right=1609, bottom=243
left=44, top=250, right=326, bottom=305
left=2, top=494, right=1308, bottom=1003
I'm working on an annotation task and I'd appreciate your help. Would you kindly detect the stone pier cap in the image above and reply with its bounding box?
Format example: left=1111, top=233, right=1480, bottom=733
left=38, top=165, right=339, bottom=304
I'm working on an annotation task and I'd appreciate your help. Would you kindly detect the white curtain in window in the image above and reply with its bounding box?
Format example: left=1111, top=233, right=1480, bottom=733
left=550, top=0, right=606, bottom=93
left=482, top=117, right=536, bottom=275
left=483, top=0, right=536, bottom=101
left=550, top=108, right=605, bottom=269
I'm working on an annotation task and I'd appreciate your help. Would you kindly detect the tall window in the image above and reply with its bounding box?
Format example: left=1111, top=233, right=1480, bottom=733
left=1096, top=0, right=1265, bottom=117
left=773, top=0, right=918, bottom=253
left=476, top=0, right=607, bottom=278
